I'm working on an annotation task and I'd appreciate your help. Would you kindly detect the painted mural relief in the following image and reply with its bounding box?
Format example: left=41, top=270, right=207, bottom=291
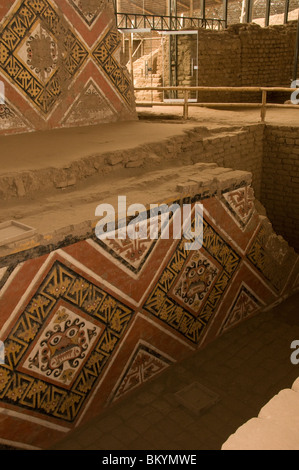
left=0, top=0, right=136, bottom=134
left=0, top=178, right=298, bottom=449
left=0, top=0, right=298, bottom=453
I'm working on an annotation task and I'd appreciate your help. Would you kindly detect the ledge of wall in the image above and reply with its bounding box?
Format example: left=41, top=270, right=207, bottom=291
left=0, top=123, right=265, bottom=264
left=222, top=377, right=299, bottom=450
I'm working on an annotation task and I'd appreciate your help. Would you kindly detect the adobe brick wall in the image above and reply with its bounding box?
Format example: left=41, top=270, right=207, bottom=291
left=196, top=22, right=299, bottom=103
left=262, top=126, right=299, bottom=253
left=139, top=21, right=299, bottom=104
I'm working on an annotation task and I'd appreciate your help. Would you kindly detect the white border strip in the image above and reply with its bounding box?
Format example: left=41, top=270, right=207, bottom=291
left=56, top=249, right=139, bottom=307
left=0, top=263, right=24, bottom=300
left=0, top=253, right=57, bottom=338
left=86, top=239, right=141, bottom=280
left=0, top=437, right=41, bottom=451
left=76, top=311, right=194, bottom=427
left=107, top=338, right=175, bottom=403
left=0, top=407, right=70, bottom=433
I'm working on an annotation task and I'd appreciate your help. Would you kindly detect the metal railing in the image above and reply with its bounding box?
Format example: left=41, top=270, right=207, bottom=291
left=134, top=86, right=299, bottom=122
left=117, top=13, right=226, bottom=31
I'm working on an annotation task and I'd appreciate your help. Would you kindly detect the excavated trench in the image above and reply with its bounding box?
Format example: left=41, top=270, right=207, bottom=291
left=0, top=119, right=298, bottom=449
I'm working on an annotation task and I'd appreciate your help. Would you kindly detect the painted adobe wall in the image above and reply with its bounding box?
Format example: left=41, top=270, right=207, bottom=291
left=0, top=161, right=298, bottom=449
left=0, top=0, right=136, bottom=135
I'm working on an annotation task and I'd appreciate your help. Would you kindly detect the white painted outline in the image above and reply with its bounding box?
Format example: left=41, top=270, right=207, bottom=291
left=56, top=248, right=138, bottom=308
left=75, top=311, right=195, bottom=427
left=0, top=253, right=57, bottom=339
left=0, top=407, right=70, bottom=433
left=0, top=263, right=24, bottom=300
left=107, top=338, right=175, bottom=404
left=216, top=280, right=266, bottom=337
left=0, top=437, right=41, bottom=451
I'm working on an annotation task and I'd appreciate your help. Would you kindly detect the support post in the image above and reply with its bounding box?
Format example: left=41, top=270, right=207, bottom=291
left=223, top=0, right=228, bottom=28
left=294, top=12, right=299, bottom=82
left=183, top=90, right=189, bottom=120
left=245, top=0, right=253, bottom=23
left=201, top=0, right=206, bottom=21
left=284, top=0, right=290, bottom=24
left=261, top=90, right=267, bottom=123
left=265, top=0, right=271, bottom=27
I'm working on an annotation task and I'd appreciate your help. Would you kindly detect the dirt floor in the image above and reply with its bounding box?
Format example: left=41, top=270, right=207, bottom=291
left=1, top=105, right=298, bottom=176
left=0, top=120, right=198, bottom=174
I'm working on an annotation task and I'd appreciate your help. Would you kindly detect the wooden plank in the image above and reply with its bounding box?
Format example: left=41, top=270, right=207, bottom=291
left=135, top=86, right=297, bottom=92
left=135, top=86, right=262, bottom=92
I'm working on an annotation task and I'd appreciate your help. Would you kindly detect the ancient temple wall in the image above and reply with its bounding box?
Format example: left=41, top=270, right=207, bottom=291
left=0, top=156, right=298, bottom=449
left=0, top=0, right=136, bottom=135
left=262, top=126, right=299, bottom=253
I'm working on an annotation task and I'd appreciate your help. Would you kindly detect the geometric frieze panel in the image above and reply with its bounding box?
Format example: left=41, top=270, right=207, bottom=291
left=61, top=79, right=117, bottom=126
left=109, top=342, right=174, bottom=404
left=0, top=260, right=134, bottom=423
left=143, top=217, right=241, bottom=345
left=69, top=0, right=106, bottom=27
left=0, top=0, right=88, bottom=115
left=219, top=283, right=264, bottom=335
left=221, top=185, right=255, bottom=231
left=92, top=29, right=134, bottom=107
left=97, top=235, right=159, bottom=275
left=0, top=188, right=298, bottom=448
left=21, top=306, right=102, bottom=388
left=0, top=0, right=136, bottom=133
left=0, top=99, right=32, bottom=132
left=170, top=250, right=220, bottom=316
left=94, top=213, right=164, bottom=275
left=247, top=225, right=294, bottom=292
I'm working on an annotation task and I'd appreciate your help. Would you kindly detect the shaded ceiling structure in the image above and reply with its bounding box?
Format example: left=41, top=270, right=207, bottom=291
left=113, top=0, right=297, bottom=31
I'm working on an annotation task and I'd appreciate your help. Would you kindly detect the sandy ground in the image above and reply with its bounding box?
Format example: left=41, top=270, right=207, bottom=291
left=0, top=120, right=198, bottom=174
left=1, top=106, right=298, bottom=175
left=137, top=104, right=299, bottom=127
left=0, top=106, right=298, bottom=255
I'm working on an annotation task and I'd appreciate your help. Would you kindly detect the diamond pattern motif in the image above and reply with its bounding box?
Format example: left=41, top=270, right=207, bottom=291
left=0, top=0, right=135, bottom=133
left=0, top=0, right=88, bottom=115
